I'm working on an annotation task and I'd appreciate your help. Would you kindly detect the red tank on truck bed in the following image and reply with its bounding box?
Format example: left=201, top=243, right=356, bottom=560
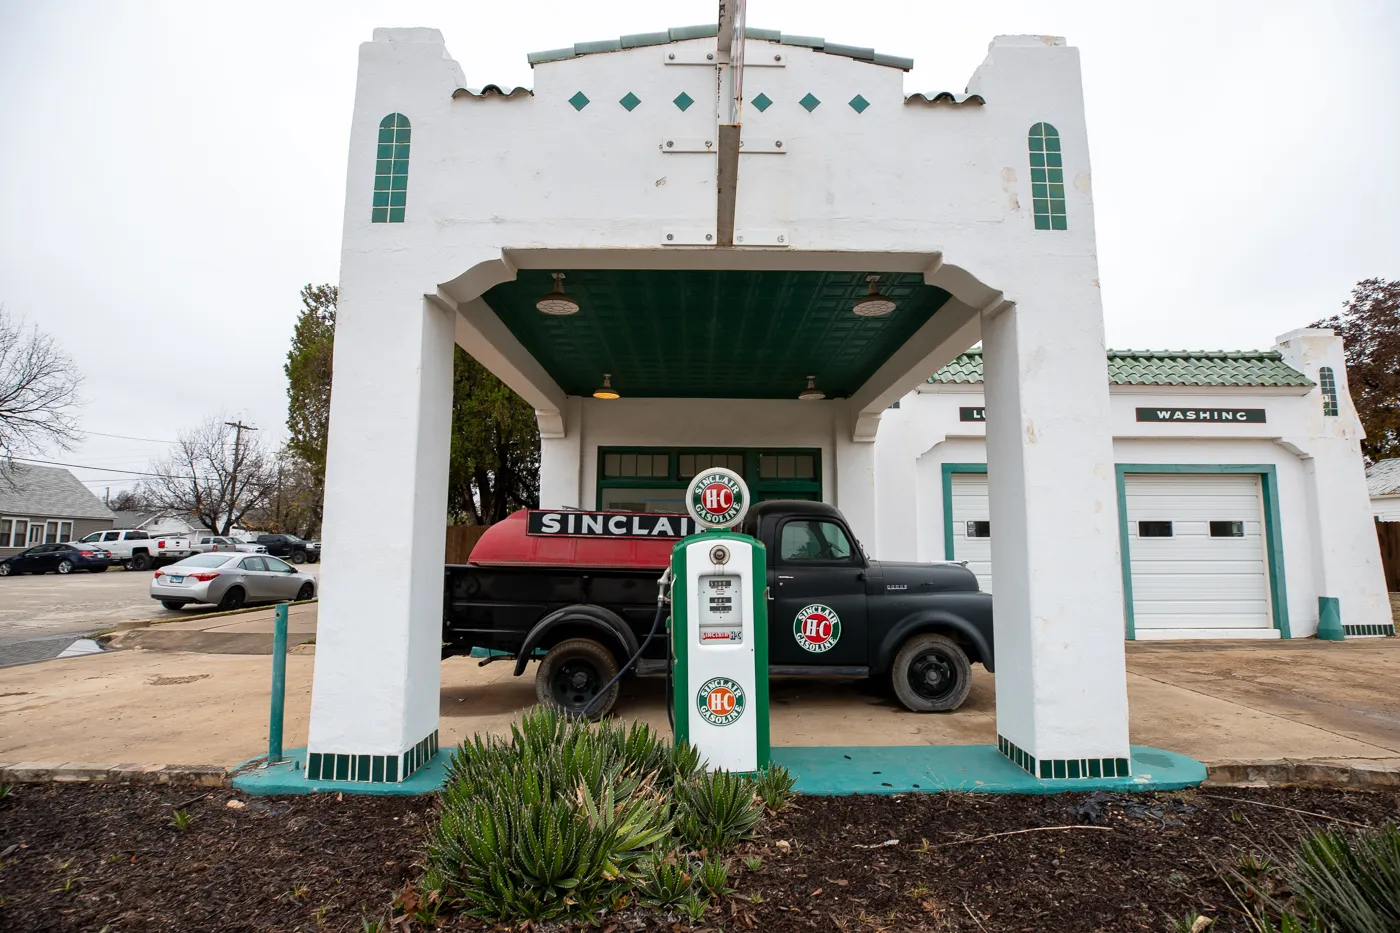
left=466, top=509, right=700, bottom=571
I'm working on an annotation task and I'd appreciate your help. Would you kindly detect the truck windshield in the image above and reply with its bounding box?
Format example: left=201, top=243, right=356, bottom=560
left=780, top=520, right=853, bottom=561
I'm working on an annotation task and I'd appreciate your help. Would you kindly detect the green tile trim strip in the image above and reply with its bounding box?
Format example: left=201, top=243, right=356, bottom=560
left=849, top=94, right=869, bottom=113
left=1028, top=122, right=1066, bottom=231
left=305, top=730, right=439, bottom=784
left=1319, top=366, right=1340, bottom=416
left=619, top=91, right=641, bottom=112
left=799, top=92, right=821, bottom=112
left=904, top=92, right=986, bottom=106
left=1343, top=623, right=1396, bottom=636
left=673, top=91, right=694, bottom=111
left=371, top=113, right=410, bottom=224
left=527, top=26, right=913, bottom=71
left=929, top=348, right=1314, bottom=388
left=1000, top=736, right=1130, bottom=780
left=751, top=92, right=773, bottom=112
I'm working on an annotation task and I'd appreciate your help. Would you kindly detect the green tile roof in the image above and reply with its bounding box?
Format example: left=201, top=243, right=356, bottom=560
left=528, top=25, right=914, bottom=70
left=929, top=349, right=1314, bottom=388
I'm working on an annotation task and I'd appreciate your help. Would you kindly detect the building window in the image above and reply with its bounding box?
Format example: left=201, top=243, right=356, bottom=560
left=1319, top=366, right=1339, bottom=417
left=1138, top=520, right=1173, bottom=538
left=597, top=447, right=821, bottom=512
left=1209, top=521, right=1244, bottom=538
left=965, top=520, right=991, bottom=538
left=1028, top=122, right=1067, bottom=231
left=372, top=113, right=411, bottom=223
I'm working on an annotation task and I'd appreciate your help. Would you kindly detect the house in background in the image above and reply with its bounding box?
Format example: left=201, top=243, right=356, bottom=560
left=0, top=463, right=116, bottom=556
left=1368, top=459, right=1400, bottom=522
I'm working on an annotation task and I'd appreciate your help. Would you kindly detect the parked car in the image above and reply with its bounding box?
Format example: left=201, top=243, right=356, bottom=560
left=444, top=501, right=995, bottom=717
left=253, top=534, right=320, bottom=564
left=71, top=529, right=194, bottom=570
left=150, top=552, right=317, bottom=611
left=190, top=535, right=267, bottom=555
left=0, top=543, right=116, bottom=576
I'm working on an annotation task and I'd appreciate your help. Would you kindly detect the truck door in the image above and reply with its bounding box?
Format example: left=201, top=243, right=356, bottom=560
left=768, top=517, right=868, bottom=667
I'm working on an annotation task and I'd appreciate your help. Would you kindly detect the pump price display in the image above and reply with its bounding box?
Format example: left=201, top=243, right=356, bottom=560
left=696, top=677, right=746, bottom=726
left=697, top=574, right=742, bottom=642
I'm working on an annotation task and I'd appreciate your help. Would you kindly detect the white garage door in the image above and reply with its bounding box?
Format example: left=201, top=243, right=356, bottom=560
left=949, top=473, right=993, bottom=592
left=1125, top=473, right=1271, bottom=632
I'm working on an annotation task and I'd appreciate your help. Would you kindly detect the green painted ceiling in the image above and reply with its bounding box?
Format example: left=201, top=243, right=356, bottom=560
left=482, top=270, right=952, bottom=399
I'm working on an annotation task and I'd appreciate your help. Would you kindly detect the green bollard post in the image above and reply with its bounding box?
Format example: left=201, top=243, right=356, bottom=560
left=1316, top=596, right=1345, bottom=641
left=269, top=602, right=289, bottom=762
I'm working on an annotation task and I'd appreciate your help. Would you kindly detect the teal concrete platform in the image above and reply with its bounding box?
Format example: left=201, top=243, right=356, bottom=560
left=233, top=747, right=452, bottom=796
left=771, top=745, right=1205, bottom=795
left=232, top=744, right=1203, bottom=796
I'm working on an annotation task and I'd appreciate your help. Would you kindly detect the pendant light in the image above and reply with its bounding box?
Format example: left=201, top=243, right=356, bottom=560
left=852, top=274, right=896, bottom=317
left=798, top=375, right=825, bottom=401
left=536, top=272, right=580, bottom=315
left=592, top=373, right=620, bottom=400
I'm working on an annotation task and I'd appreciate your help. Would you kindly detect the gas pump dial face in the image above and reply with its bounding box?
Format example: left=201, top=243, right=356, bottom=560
left=685, top=467, right=750, bottom=530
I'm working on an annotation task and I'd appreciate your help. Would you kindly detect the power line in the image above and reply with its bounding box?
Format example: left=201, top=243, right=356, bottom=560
left=82, top=430, right=177, bottom=444
left=6, top=456, right=197, bottom=480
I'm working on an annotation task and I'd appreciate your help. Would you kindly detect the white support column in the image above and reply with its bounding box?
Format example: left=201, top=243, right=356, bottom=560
left=538, top=397, right=583, bottom=509
left=833, top=408, right=878, bottom=555
left=306, top=281, right=455, bottom=782
left=981, top=293, right=1131, bottom=778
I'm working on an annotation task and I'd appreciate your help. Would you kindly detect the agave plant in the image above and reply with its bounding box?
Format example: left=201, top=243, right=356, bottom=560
left=635, top=852, right=695, bottom=907
left=674, top=769, right=764, bottom=852
left=752, top=764, right=798, bottom=812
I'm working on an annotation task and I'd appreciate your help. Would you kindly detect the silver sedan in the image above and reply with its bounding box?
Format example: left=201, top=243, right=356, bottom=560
left=150, top=552, right=316, bottom=611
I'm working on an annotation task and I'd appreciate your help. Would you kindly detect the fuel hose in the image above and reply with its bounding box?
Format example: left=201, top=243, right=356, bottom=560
left=579, top=567, right=672, bottom=720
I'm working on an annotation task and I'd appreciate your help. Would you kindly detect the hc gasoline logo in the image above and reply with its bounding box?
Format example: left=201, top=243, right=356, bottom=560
left=793, top=604, right=841, bottom=653
left=696, top=677, right=746, bottom=726
left=686, top=468, right=747, bottom=529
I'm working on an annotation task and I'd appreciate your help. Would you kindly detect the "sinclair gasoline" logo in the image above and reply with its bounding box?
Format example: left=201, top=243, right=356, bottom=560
left=686, top=468, right=747, bottom=530
left=696, top=677, right=746, bottom=726
left=793, top=604, right=842, bottom=653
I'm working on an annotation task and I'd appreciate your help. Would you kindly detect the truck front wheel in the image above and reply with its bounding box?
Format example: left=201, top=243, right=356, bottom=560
left=891, top=633, right=972, bottom=713
left=536, top=638, right=620, bottom=719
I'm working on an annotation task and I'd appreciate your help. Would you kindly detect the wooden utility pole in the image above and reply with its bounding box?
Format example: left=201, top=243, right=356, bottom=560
left=224, top=419, right=258, bottom=535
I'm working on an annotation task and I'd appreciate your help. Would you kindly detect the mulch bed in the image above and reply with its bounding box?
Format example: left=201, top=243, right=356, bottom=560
left=1, top=782, right=1397, bottom=932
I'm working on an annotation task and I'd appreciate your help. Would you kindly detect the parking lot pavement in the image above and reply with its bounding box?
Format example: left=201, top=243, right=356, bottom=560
left=0, top=563, right=322, bottom=650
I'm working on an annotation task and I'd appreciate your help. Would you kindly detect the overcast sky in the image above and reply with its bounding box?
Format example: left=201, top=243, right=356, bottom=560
left=2, top=0, right=1397, bottom=497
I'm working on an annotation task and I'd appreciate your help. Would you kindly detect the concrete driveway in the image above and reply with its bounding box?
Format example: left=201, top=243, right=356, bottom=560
left=0, top=563, right=322, bottom=663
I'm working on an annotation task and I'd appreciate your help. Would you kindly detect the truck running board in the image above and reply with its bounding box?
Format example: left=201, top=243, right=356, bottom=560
left=768, top=666, right=870, bottom=677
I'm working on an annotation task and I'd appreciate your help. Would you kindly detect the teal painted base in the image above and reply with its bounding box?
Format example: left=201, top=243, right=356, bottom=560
left=770, top=745, right=1205, bottom=795
left=232, top=744, right=1202, bottom=797
left=1317, top=596, right=1344, bottom=641
left=233, top=747, right=450, bottom=796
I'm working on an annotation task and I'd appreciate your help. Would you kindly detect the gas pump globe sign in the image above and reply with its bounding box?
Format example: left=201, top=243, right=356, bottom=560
left=686, top=467, right=749, bottom=530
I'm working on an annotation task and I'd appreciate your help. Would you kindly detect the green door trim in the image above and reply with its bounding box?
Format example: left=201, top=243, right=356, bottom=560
left=1115, top=464, right=1290, bottom=640
left=940, top=463, right=989, bottom=560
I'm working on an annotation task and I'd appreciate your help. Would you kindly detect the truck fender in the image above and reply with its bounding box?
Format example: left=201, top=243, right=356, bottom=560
left=873, top=611, right=995, bottom=675
left=511, top=605, right=641, bottom=677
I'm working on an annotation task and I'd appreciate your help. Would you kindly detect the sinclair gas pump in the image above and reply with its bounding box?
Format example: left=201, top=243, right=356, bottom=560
left=670, top=467, right=770, bottom=773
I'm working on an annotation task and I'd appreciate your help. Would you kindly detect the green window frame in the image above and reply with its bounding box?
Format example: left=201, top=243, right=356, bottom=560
left=595, top=447, right=822, bottom=511
left=1028, top=122, right=1066, bottom=231
left=372, top=113, right=411, bottom=223
left=1318, top=366, right=1339, bottom=416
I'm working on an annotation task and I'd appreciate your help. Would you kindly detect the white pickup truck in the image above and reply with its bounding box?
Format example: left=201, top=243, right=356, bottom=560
left=189, top=534, right=266, bottom=555
left=72, top=529, right=195, bottom=570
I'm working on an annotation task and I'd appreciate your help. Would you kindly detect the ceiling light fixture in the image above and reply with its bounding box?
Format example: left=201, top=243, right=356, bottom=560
left=592, top=373, right=620, bottom=400
left=852, top=274, right=897, bottom=317
left=798, top=375, right=826, bottom=401
left=536, top=272, right=580, bottom=315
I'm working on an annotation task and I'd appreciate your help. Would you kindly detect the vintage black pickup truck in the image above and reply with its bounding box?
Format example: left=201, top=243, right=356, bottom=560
left=443, top=500, right=994, bottom=717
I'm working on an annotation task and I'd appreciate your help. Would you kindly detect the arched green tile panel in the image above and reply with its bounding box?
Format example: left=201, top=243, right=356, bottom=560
left=372, top=113, right=411, bottom=223
left=1028, top=122, right=1066, bottom=230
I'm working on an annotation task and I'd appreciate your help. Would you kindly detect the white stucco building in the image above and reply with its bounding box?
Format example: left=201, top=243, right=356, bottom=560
left=308, top=14, right=1390, bottom=785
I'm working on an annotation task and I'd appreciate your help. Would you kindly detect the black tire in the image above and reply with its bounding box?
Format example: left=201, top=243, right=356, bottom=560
left=0, top=563, right=10, bottom=576
left=89, top=566, right=109, bottom=573
left=129, top=552, right=152, bottom=571
left=535, top=638, right=620, bottom=719
left=161, top=600, right=188, bottom=611
left=891, top=633, right=972, bottom=713
left=57, top=559, right=74, bottom=574
left=289, top=550, right=307, bottom=565
left=218, top=587, right=246, bottom=612
left=296, top=582, right=314, bottom=601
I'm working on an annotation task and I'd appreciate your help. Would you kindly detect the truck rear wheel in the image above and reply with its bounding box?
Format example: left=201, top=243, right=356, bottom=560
left=129, top=552, right=152, bottom=571
left=891, top=633, right=972, bottom=713
left=536, top=638, right=619, bottom=719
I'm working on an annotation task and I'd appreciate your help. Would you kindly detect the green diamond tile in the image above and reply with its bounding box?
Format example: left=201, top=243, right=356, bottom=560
left=849, top=94, right=869, bottom=113
left=619, top=91, right=640, bottom=112
left=673, top=91, right=694, bottom=112
left=799, top=92, right=821, bottom=112
left=568, top=91, right=590, bottom=111
left=752, top=92, right=772, bottom=112
left=931, top=348, right=1315, bottom=388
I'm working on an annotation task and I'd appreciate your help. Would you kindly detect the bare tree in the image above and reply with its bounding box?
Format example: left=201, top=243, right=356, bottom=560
left=0, top=306, right=82, bottom=480
left=143, top=416, right=273, bottom=535
left=108, top=488, right=155, bottom=512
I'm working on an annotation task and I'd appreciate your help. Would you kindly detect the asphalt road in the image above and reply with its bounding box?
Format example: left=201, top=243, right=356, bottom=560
left=0, top=563, right=323, bottom=648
